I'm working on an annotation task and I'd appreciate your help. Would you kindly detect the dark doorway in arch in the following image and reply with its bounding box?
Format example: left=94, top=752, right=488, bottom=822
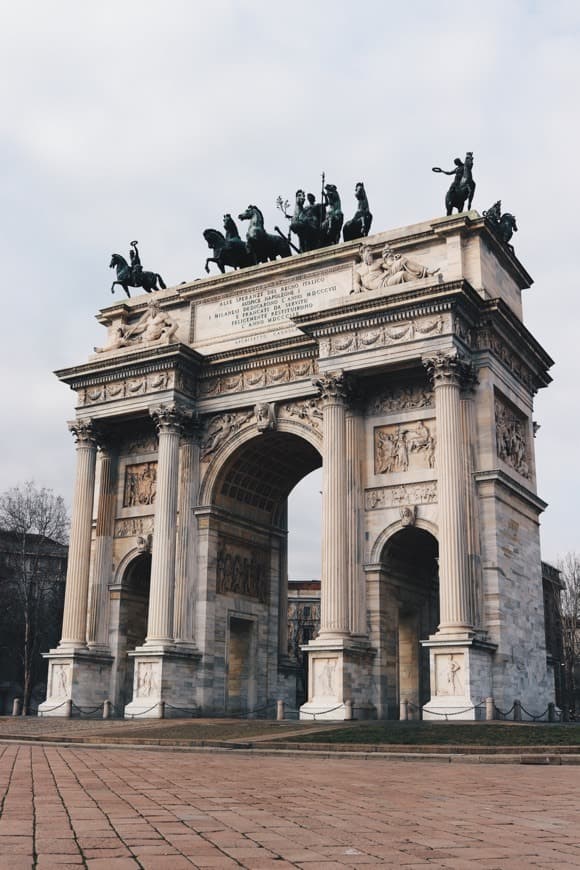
left=117, top=553, right=151, bottom=710
left=381, top=527, right=439, bottom=717
left=210, top=429, right=322, bottom=713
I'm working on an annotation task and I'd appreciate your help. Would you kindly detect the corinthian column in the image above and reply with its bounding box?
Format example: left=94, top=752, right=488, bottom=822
left=173, top=419, right=199, bottom=644
left=345, top=398, right=366, bottom=637
left=314, top=371, right=350, bottom=639
left=423, top=352, right=473, bottom=636
left=87, top=440, right=117, bottom=650
left=460, top=368, right=483, bottom=630
left=60, top=420, right=98, bottom=649
left=145, top=405, right=185, bottom=645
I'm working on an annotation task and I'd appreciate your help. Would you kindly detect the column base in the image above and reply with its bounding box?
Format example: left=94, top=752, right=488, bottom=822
left=421, top=637, right=497, bottom=721
left=38, top=648, right=113, bottom=718
left=124, top=644, right=202, bottom=719
left=299, top=637, right=376, bottom=721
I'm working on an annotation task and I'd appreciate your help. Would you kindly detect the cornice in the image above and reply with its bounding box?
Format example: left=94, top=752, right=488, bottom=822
left=55, top=343, right=202, bottom=386
left=474, top=469, right=547, bottom=514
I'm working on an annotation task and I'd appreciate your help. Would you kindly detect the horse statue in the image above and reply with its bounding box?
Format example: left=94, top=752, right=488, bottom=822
left=483, top=201, right=518, bottom=253
left=238, top=205, right=292, bottom=263
left=432, top=152, right=476, bottom=215
left=320, top=184, right=343, bottom=246
left=203, top=214, right=254, bottom=273
left=343, top=182, right=373, bottom=242
left=109, top=241, right=166, bottom=298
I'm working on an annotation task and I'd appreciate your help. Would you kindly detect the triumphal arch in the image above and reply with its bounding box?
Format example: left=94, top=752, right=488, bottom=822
left=40, top=211, right=554, bottom=720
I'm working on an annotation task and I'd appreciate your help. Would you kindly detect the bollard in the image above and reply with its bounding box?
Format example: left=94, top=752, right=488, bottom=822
left=276, top=699, right=285, bottom=721
left=485, top=697, right=495, bottom=721
left=513, top=699, right=522, bottom=721
left=344, top=699, right=353, bottom=720
left=12, top=698, right=22, bottom=717
left=400, top=698, right=409, bottom=721
left=157, top=701, right=165, bottom=719
left=548, top=702, right=555, bottom=723
left=103, top=699, right=112, bottom=720
left=64, top=699, right=72, bottom=719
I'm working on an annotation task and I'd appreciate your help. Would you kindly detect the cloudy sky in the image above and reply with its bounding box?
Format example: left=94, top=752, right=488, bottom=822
left=1, top=1, right=578, bottom=575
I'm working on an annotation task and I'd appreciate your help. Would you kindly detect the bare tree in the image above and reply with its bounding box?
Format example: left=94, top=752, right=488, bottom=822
left=0, top=482, right=69, bottom=714
left=556, top=553, right=580, bottom=717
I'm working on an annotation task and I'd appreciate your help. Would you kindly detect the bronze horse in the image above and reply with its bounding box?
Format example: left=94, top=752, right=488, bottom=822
left=433, top=152, right=476, bottom=215
left=238, top=205, right=292, bottom=263
left=109, top=253, right=166, bottom=298
left=203, top=214, right=254, bottom=273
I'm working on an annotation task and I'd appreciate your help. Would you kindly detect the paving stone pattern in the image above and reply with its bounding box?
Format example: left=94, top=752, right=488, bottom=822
left=1, top=743, right=579, bottom=869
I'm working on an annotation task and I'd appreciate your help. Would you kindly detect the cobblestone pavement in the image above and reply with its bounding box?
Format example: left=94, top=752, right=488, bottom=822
left=1, top=743, right=579, bottom=869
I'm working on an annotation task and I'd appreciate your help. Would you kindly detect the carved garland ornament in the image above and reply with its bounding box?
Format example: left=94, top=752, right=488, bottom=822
left=199, top=358, right=315, bottom=398
left=326, top=315, right=445, bottom=357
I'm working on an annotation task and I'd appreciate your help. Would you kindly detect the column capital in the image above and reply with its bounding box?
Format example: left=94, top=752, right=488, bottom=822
left=150, top=404, right=192, bottom=436
left=312, top=370, right=353, bottom=406
left=423, top=351, right=471, bottom=388
left=68, top=419, right=98, bottom=448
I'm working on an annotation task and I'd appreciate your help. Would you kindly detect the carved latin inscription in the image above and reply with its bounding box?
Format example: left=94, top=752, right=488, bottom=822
left=374, top=421, right=436, bottom=474
left=495, top=395, right=530, bottom=478
left=123, top=462, right=157, bottom=507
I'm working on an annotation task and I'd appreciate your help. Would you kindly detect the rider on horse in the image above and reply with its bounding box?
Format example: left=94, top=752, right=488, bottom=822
left=129, top=240, right=143, bottom=285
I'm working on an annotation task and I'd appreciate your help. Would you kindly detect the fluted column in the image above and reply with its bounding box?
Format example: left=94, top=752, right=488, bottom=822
left=145, top=405, right=185, bottom=645
left=87, top=441, right=117, bottom=650
left=345, top=401, right=366, bottom=637
left=173, top=419, right=199, bottom=644
left=424, top=352, right=473, bottom=636
left=314, top=372, right=350, bottom=639
left=460, top=368, right=483, bottom=630
left=60, top=420, right=98, bottom=649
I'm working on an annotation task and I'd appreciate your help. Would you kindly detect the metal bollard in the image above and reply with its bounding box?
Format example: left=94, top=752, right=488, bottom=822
left=548, top=702, right=555, bottom=723
left=103, top=700, right=112, bottom=720
left=12, top=698, right=22, bottom=717
left=276, top=699, right=285, bottom=721
left=64, top=699, right=73, bottom=719
left=400, top=698, right=409, bottom=721
left=344, top=699, right=353, bottom=720
left=513, top=699, right=522, bottom=721
left=157, top=701, right=165, bottom=719
left=485, top=697, right=495, bottom=721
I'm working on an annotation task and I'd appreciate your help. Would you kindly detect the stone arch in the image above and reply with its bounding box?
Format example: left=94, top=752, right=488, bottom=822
left=110, top=549, right=152, bottom=710
left=199, top=417, right=322, bottom=508
left=369, top=517, right=439, bottom=566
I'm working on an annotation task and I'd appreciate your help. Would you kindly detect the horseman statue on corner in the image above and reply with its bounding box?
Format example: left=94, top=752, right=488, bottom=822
left=109, top=240, right=167, bottom=298
left=432, top=152, right=476, bottom=215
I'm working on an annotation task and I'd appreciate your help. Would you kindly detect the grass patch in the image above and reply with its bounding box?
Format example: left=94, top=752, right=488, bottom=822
left=280, top=721, right=580, bottom=747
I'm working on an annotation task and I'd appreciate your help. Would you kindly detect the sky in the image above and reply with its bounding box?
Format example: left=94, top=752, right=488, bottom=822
left=1, top=0, right=579, bottom=575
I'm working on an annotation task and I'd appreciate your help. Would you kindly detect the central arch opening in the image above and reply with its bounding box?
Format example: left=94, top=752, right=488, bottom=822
left=381, top=527, right=439, bottom=717
left=210, top=429, right=322, bottom=714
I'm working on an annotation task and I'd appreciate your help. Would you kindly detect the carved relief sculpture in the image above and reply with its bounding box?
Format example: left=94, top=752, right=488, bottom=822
left=254, top=402, right=276, bottom=431
left=495, top=396, right=530, bottom=478
left=375, top=421, right=436, bottom=474
left=368, top=383, right=433, bottom=414
left=200, top=410, right=254, bottom=461
left=216, top=541, right=269, bottom=604
left=278, top=398, right=323, bottom=431
left=365, top=482, right=437, bottom=510
left=123, top=462, right=158, bottom=507
left=352, top=245, right=440, bottom=294
left=95, top=299, right=178, bottom=354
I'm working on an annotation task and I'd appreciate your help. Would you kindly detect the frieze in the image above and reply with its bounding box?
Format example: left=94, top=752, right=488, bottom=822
left=367, top=383, right=433, bottom=415
left=374, top=420, right=436, bottom=474
left=198, top=357, right=315, bottom=398
left=495, top=394, right=530, bottom=479
left=123, top=462, right=157, bottom=507
left=365, top=482, right=437, bottom=510
left=216, top=540, right=269, bottom=604
left=122, top=433, right=158, bottom=456
left=327, top=314, right=446, bottom=357
left=114, top=517, right=154, bottom=538
left=200, top=409, right=254, bottom=461
left=476, top=328, right=534, bottom=390
left=79, top=371, right=176, bottom=406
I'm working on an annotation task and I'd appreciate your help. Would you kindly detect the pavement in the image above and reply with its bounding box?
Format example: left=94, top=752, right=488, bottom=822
left=1, top=741, right=580, bottom=869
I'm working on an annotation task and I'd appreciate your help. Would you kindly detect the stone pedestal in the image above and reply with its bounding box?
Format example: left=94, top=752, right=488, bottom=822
left=38, top=649, right=113, bottom=717
left=421, top=638, right=496, bottom=721
left=123, top=647, right=201, bottom=718
left=299, top=639, right=376, bottom=720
